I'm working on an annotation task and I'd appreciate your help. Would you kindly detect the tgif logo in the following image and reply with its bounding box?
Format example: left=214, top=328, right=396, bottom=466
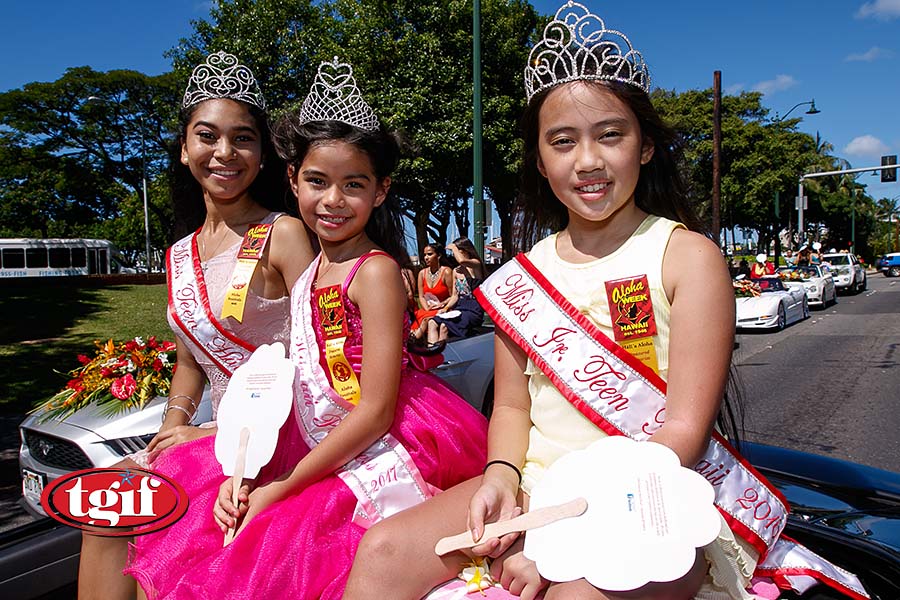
left=40, top=468, right=188, bottom=536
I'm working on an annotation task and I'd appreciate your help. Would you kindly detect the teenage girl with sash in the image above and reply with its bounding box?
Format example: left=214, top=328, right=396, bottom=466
left=125, top=58, right=487, bottom=600
left=345, top=4, right=869, bottom=600
left=97, top=52, right=314, bottom=599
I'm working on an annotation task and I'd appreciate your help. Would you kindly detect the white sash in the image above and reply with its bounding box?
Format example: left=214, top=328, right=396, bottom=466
left=290, top=255, right=433, bottom=529
left=167, top=233, right=254, bottom=377
left=476, top=255, right=868, bottom=599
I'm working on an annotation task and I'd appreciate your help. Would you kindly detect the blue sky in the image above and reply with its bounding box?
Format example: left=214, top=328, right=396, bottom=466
left=2, top=0, right=899, bottom=205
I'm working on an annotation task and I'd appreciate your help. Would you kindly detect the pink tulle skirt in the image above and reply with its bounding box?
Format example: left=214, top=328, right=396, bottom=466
left=125, top=370, right=488, bottom=600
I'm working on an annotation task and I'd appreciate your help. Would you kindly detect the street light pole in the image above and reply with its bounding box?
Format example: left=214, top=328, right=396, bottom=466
left=773, top=99, right=820, bottom=122
left=140, top=117, right=152, bottom=273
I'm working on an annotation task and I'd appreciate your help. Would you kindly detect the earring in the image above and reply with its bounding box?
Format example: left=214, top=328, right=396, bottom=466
left=259, top=163, right=264, bottom=170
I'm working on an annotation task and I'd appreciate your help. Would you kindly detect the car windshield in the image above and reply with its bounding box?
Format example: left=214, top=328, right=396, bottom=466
left=756, top=278, right=785, bottom=292
left=824, top=254, right=850, bottom=265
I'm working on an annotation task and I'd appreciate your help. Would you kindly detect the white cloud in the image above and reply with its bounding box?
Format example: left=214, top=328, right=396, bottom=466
left=751, top=74, right=797, bottom=95
left=857, top=0, right=900, bottom=19
left=845, top=47, right=894, bottom=61
left=725, top=83, right=745, bottom=95
left=844, top=135, right=890, bottom=158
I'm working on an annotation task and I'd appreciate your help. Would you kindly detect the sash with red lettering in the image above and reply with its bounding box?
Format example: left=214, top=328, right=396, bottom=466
left=290, top=254, right=434, bottom=529
left=167, top=232, right=255, bottom=377
left=475, top=254, right=868, bottom=600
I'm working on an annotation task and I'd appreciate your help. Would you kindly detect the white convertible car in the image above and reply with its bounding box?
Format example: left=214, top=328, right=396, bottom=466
left=735, top=276, right=809, bottom=330
left=776, top=265, right=837, bottom=308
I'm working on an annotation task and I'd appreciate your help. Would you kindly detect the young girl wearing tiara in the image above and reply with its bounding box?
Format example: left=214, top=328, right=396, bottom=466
left=345, top=4, right=868, bottom=600
left=127, top=58, right=488, bottom=600
left=81, top=51, right=313, bottom=600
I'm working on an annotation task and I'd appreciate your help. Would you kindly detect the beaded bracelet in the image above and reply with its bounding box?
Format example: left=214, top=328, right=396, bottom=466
left=483, top=459, right=522, bottom=486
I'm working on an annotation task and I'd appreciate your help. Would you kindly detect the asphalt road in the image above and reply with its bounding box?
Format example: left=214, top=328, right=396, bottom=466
left=1, top=270, right=898, bottom=535
left=736, top=272, right=900, bottom=472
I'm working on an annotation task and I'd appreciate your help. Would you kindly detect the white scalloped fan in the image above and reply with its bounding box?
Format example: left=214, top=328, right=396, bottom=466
left=214, top=342, right=295, bottom=544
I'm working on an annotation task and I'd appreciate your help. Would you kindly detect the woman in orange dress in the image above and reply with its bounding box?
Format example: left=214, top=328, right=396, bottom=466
left=410, top=242, right=457, bottom=343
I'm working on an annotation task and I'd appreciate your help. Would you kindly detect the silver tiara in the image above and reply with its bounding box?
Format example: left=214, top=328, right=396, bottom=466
left=524, top=1, right=650, bottom=102
left=298, top=58, right=380, bottom=131
left=182, top=51, right=266, bottom=110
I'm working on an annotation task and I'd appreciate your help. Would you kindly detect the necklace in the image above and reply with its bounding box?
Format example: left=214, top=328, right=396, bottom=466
left=426, top=267, right=441, bottom=286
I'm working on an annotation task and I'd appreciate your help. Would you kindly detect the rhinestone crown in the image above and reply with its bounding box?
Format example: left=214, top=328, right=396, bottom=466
left=182, top=51, right=266, bottom=110
left=298, top=58, right=380, bottom=131
left=525, top=1, right=650, bottom=102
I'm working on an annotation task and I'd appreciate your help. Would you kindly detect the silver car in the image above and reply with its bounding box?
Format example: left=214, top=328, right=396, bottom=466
left=19, top=330, right=495, bottom=516
left=821, top=252, right=867, bottom=293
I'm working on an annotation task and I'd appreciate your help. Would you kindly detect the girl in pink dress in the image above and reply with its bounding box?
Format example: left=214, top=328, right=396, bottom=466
left=81, top=52, right=313, bottom=600
left=126, top=58, right=487, bottom=600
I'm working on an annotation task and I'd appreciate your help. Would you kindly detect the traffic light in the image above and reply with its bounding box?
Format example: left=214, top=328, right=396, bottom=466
left=883, top=155, right=897, bottom=183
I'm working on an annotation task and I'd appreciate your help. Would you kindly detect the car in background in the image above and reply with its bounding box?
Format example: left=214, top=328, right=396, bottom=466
left=776, top=265, right=837, bottom=308
left=821, top=252, right=867, bottom=293
left=18, top=329, right=495, bottom=517
left=878, top=252, right=900, bottom=277
left=735, top=276, right=809, bottom=330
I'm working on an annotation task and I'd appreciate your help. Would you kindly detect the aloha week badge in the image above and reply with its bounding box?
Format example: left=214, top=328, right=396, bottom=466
left=315, top=285, right=361, bottom=404
left=604, top=275, right=659, bottom=373
left=221, top=223, right=273, bottom=323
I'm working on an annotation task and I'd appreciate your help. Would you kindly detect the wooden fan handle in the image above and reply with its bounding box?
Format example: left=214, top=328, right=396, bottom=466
left=434, top=497, right=588, bottom=556
left=223, top=427, right=251, bottom=546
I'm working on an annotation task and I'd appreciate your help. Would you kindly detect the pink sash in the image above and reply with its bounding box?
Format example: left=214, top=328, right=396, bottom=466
left=167, top=232, right=255, bottom=377
left=290, top=254, right=433, bottom=529
left=475, top=254, right=869, bottom=600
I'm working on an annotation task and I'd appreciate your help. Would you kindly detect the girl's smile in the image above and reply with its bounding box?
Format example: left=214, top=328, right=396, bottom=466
left=291, top=141, right=389, bottom=244
left=537, top=82, right=654, bottom=230
left=181, top=98, right=263, bottom=203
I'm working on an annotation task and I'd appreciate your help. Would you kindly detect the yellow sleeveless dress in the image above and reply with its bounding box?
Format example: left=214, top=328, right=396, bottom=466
left=521, top=215, right=759, bottom=599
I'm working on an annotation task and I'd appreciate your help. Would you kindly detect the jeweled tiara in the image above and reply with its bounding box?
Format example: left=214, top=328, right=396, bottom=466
left=298, top=58, right=380, bottom=132
left=524, top=1, right=650, bottom=102
left=182, top=51, right=266, bottom=110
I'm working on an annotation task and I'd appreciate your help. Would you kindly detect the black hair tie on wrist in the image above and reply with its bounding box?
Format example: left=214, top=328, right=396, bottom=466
left=483, top=459, right=522, bottom=486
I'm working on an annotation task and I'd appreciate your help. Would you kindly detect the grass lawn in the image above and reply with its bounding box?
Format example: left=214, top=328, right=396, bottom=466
left=0, top=282, right=170, bottom=414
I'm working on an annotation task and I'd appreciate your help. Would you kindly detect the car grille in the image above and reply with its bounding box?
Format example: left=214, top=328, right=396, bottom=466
left=22, top=429, right=93, bottom=470
left=102, top=434, right=154, bottom=457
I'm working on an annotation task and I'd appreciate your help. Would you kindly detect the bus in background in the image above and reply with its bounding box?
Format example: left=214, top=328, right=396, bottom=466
left=0, top=238, right=134, bottom=278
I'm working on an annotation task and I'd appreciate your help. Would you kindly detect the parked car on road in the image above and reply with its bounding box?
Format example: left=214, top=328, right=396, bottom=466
left=777, top=265, right=837, bottom=308
left=822, top=252, right=867, bottom=293
left=878, top=252, right=900, bottom=277
left=735, top=276, right=809, bottom=330
left=18, top=329, right=495, bottom=517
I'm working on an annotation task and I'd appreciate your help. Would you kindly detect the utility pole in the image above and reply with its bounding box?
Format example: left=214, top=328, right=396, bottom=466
left=472, top=0, right=485, bottom=261
left=712, top=71, right=722, bottom=243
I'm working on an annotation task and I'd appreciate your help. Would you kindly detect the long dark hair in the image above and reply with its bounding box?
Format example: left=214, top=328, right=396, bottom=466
left=515, top=80, right=743, bottom=446
left=170, top=100, right=290, bottom=239
left=271, top=117, right=411, bottom=267
left=515, top=80, right=705, bottom=254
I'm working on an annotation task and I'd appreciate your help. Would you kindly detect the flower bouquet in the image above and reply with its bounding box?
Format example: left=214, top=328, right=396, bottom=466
left=33, top=336, right=176, bottom=422
left=733, top=279, right=761, bottom=298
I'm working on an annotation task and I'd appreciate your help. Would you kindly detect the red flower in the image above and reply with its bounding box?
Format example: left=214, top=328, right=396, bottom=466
left=66, top=378, right=85, bottom=392
left=152, top=358, right=163, bottom=372
left=110, top=374, right=137, bottom=400
left=77, top=354, right=91, bottom=365
left=100, top=367, right=114, bottom=378
left=123, top=340, right=138, bottom=352
left=147, top=336, right=158, bottom=349
left=161, top=341, right=176, bottom=352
